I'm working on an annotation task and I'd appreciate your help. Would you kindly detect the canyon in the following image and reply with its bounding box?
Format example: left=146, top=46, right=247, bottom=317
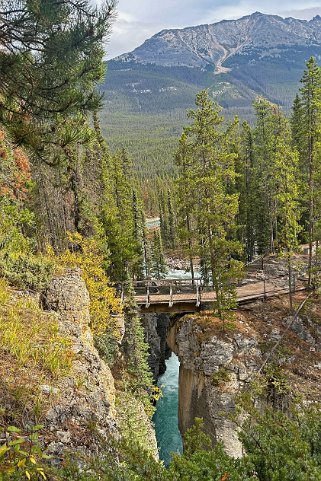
left=145, top=291, right=321, bottom=459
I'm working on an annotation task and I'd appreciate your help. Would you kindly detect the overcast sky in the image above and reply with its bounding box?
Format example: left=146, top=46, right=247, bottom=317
left=105, top=0, right=321, bottom=59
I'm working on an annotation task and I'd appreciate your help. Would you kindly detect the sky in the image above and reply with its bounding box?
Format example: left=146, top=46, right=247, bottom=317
left=105, top=0, right=321, bottom=59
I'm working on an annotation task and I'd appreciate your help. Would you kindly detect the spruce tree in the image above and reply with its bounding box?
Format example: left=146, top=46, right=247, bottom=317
left=175, top=90, right=243, bottom=318
left=122, top=283, right=154, bottom=399
left=167, top=191, right=176, bottom=250
left=237, top=122, right=257, bottom=262
left=293, top=57, right=321, bottom=286
left=273, top=112, right=301, bottom=309
left=175, top=132, right=196, bottom=282
left=150, top=231, right=167, bottom=279
left=252, top=97, right=279, bottom=254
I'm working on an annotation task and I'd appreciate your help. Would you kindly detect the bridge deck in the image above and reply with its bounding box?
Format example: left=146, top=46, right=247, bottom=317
left=132, top=280, right=306, bottom=313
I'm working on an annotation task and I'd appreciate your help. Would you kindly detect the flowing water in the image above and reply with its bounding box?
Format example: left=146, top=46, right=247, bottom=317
left=153, top=353, right=183, bottom=466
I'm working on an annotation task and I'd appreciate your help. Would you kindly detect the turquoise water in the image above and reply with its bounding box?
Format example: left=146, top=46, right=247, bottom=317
left=153, top=353, right=183, bottom=466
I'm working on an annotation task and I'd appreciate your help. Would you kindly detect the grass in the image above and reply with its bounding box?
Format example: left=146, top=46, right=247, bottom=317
left=0, top=279, right=74, bottom=378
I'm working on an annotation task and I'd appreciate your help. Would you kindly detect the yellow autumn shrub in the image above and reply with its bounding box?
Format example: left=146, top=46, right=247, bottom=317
left=0, top=280, right=73, bottom=378
left=54, top=232, right=122, bottom=336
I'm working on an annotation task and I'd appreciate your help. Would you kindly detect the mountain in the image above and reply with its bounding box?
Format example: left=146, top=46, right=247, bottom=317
left=100, top=12, right=321, bottom=177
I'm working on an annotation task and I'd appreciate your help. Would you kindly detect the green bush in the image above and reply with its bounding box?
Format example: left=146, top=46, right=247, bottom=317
left=0, top=254, right=53, bottom=291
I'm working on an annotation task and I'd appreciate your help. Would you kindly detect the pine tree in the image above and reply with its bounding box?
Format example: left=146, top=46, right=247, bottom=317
left=273, top=112, right=301, bottom=309
left=175, top=90, right=243, bottom=318
left=293, top=57, right=321, bottom=286
left=150, top=231, right=167, bottom=279
left=0, top=0, right=115, bottom=155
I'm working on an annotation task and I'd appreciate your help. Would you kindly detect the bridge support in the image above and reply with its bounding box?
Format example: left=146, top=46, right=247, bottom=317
left=196, top=284, right=201, bottom=307
left=146, top=285, right=150, bottom=308
left=169, top=285, right=173, bottom=308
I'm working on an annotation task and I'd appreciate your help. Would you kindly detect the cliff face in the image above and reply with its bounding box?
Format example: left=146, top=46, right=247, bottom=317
left=168, top=295, right=321, bottom=458
left=168, top=316, right=259, bottom=457
left=41, top=268, right=118, bottom=459
left=141, top=313, right=171, bottom=379
left=0, top=268, right=158, bottom=463
left=42, top=269, right=158, bottom=460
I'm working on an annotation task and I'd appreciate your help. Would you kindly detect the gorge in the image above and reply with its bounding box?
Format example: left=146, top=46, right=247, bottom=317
left=146, top=285, right=321, bottom=463
left=3, top=2, right=321, bottom=479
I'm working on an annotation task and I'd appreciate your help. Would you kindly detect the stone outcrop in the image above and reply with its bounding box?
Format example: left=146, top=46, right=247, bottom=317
left=42, top=268, right=158, bottom=461
left=42, top=268, right=118, bottom=459
left=168, top=317, right=260, bottom=457
left=141, top=313, right=171, bottom=378
left=168, top=296, right=321, bottom=458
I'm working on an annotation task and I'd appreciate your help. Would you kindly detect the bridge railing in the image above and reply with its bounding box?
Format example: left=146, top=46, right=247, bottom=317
left=120, top=278, right=205, bottom=308
left=118, top=276, right=308, bottom=310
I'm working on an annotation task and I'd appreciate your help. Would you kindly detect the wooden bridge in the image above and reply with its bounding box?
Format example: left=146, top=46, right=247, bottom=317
left=125, top=278, right=306, bottom=314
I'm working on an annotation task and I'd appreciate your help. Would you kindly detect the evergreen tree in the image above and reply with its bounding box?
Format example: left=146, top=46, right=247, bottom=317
left=273, top=112, right=301, bottom=309
left=150, top=231, right=167, bottom=279
left=292, top=57, right=321, bottom=286
left=93, top=119, right=145, bottom=282
left=252, top=97, right=280, bottom=254
left=0, top=0, right=115, bottom=155
left=175, top=132, right=196, bottom=282
left=237, top=121, right=257, bottom=262
left=175, top=90, right=243, bottom=318
left=121, top=283, right=154, bottom=401
left=167, top=191, right=176, bottom=249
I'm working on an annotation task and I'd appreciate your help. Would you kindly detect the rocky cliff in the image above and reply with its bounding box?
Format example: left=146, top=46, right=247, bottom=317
left=141, top=313, right=171, bottom=378
left=0, top=268, right=158, bottom=464
left=168, top=294, right=321, bottom=457
left=41, top=268, right=118, bottom=459
left=43, top=268, right=158, bottom=460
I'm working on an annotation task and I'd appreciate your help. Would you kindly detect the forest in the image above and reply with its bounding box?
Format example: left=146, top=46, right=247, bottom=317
left=1, top=1, right=321, bottom=480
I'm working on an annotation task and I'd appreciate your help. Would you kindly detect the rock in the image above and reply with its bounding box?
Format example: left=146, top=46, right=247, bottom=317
left=40, top=385, right=59, bottom=396
left=141, top=314, right=161, bottom=379
left=141, top=313, right=171, bottom=378
left=168, top=317, right=261, bottom=458
left=42, top=269, right=118, bottom=459
left=56, top=430, right=71, bottom=444
left=283, top=316, right=316, bottom=346
left=42, top=269, right=159, bottom=461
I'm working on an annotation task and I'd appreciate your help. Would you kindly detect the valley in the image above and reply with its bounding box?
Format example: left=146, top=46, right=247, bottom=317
left=2, top=3, right=321, bottom=480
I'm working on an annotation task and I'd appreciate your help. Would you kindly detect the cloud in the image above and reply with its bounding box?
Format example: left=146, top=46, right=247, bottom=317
left=280, top=7, right=321, bottom=19
left=106, top=0, right=321, bottom=58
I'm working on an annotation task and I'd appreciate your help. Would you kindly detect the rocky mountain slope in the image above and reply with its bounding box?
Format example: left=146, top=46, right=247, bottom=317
left=115, top=12, right=321, bottom=70
left=101, top=12, right=321, bottom=176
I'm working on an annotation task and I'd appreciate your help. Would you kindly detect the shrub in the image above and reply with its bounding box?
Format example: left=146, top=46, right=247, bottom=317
left=55, top=232, right=122, bottom=335
left=0, top=280, right=73, bottom=378
left=0, top=424, right=50, bottom=481
left=0, top=254, right=53, bottom=291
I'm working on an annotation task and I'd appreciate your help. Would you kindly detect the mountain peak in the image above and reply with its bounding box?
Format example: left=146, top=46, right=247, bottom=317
left=114, top=12, right=321, bottom=70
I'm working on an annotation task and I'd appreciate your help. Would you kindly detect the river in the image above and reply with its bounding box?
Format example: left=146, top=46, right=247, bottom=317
left=153, top=353, right=183, bottom=466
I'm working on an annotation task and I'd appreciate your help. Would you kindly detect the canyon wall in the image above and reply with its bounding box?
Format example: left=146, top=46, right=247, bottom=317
left=167, top=297, right=321, bottom=457
left=42, top=268, right=158, bottom=459
left=141, top=313, right=171, bottom=379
